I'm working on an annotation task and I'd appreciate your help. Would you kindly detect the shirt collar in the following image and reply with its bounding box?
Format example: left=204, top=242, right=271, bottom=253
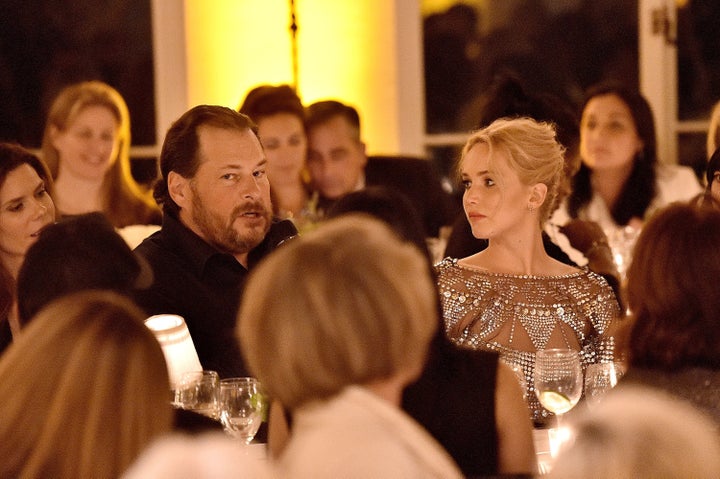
left=160, top=213, right=298, bottom=277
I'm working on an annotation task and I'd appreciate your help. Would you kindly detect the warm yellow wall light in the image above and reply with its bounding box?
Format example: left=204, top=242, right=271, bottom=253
left=297, top=0, right=401, bottom=154
left=184, top=0, right=294, bottom=108
left=181, top=0, right=422, bottom=155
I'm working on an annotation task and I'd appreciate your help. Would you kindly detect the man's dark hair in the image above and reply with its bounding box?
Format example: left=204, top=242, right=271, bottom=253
left=305, top=100, right=361, bottom=141
left=154, top=105, right=257, bottom=216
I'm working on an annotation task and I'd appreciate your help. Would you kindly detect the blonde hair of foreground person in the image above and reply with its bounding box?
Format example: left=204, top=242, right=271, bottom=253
left=0, top=290, right=173, bottom=479
left=547, top=386, right=720, bottom=479
left=238, top=215, right=438, bottom=411
left=41, top=80, right=160, bottom=227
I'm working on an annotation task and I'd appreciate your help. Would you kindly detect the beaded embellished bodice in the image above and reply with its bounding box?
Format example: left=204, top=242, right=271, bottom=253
left=436, top=257, right=621, bottom=423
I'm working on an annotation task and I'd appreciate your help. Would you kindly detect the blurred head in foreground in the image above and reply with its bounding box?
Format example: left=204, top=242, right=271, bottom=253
left=0, top=290, right=172, bottom=478
left=17, top=212, right=152, bottom=326
left=625, top=203, right=720, bottom=370
left=237, top=215, right=438, bottom=410
left=548, top=386, right=720, bottom=479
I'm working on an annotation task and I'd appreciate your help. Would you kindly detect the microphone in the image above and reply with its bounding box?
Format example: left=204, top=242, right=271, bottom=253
left=271, top=219, right=299, bottom=248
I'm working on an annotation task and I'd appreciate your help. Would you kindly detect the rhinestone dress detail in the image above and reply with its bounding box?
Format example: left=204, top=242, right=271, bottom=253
left=436, top=257, right=621, bottom=422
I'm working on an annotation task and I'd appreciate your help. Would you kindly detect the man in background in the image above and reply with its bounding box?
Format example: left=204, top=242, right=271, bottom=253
left=305, top=100, right=456, bottom=238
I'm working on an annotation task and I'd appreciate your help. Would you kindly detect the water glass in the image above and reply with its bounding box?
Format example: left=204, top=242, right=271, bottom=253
left=500, top=358, right=528, bottom=401
left=584, top=362, right=622, bottom=408
left=534, top=349, right=583, bottom=419
left=174, top=370, right=220, bottom=419
left=219, top=377, right=265, bottom=444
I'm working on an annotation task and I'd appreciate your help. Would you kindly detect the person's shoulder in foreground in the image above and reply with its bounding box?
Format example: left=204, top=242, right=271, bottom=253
left=122, top=433, right=277, bottom=479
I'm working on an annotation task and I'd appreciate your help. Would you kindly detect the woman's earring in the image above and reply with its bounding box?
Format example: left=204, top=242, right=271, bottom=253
left=527, top=204, right=535, bottom=213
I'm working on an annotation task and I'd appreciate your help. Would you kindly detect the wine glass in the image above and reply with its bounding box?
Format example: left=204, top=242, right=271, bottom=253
left=607, top=225, right=641, bottom=281
left=534, top=349, right=583, bottom=456
left=174, top=370, right=220, bottom=419
left=584, top=362, right=623, bottom=409
left=218, top=377, right=266, bottom=444
left=500, top=358, right=528, bottom=401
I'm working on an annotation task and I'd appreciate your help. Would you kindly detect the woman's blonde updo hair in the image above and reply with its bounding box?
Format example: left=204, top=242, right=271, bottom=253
left=459, top=117, right=565, bottom=223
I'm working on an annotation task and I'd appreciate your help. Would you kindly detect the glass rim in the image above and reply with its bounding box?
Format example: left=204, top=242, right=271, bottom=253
left=219, top=377, right=258, bottom=384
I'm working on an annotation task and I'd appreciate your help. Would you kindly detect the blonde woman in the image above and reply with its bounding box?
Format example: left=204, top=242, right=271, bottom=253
left=41, top=80, right=161, bottom=228
left=437, top=117, right=620, bottom=425
left=0, top=290, right=173, bottom=478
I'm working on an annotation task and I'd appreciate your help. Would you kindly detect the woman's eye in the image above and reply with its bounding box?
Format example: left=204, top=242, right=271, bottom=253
left=253, top=169, right=267, bottom=179
left=262, top=140, right=280, bottom=150
left=461, top=179, right=471, bottom=190
left=484, top=178, right=495, bottom=187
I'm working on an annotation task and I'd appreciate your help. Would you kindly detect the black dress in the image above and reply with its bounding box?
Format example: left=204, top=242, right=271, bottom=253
left=402, top=335, right=500, bottom=477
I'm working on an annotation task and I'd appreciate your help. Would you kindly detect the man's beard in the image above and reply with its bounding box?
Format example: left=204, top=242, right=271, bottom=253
left=191, top=194, right=272, bottom=255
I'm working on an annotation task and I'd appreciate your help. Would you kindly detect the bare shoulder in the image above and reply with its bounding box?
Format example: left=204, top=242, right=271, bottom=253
left=456, top=251, right=494, bottom=272
left=547, top=257, right=582, bottom=276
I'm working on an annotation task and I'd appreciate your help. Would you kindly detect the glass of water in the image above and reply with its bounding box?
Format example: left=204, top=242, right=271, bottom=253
left=174, top=370, right=220, bottom=419
left=218, top=377, right=265, bottom=444
left=584, top=362, right=623, bottom=409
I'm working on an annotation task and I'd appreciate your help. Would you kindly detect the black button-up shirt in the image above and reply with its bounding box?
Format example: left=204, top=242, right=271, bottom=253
left=133, top=213, right=297, bottom=379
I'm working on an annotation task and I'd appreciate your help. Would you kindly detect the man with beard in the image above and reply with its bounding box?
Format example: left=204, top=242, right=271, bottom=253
left=134, top=105, right=297, bottom=379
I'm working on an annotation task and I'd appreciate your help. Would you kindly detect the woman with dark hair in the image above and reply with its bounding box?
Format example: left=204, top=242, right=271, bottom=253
left=0, top=143, right=56, bottom=354
left=239, top=84, right=317, bottom=231
left=618, top=203, right=720, bottom=426
left=555, top=83, right=701, bottom=233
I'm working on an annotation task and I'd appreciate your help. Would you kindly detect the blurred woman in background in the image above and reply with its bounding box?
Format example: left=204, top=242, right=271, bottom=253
left=0, top=143, right=55, bottom=354
left=239, top=84, right=317, bottom=232
left=557, top=82, right=701, bottom=233
left=41, top=80, right=161, bottom=228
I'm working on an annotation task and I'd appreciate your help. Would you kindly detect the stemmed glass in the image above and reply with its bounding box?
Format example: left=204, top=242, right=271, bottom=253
left=584, top=362, right=623, bottom=409
left=607, top=225, right=641, bottom=281
left=534, top=349, right=583, bottom=457
left=174, top=370, right=220, bottom=419
left=218, top=377, right=266, bottom=444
